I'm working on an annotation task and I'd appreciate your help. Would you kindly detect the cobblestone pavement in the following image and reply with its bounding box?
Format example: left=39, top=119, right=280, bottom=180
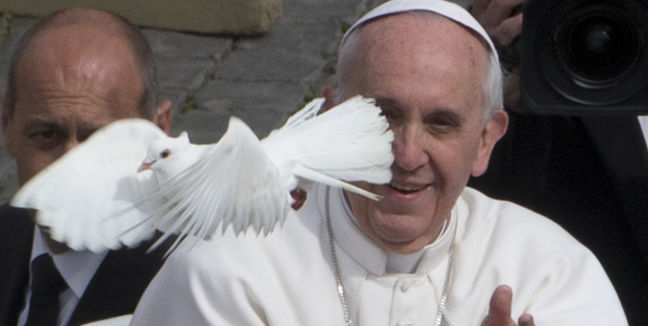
left=0, top=0, right=468, bottom=201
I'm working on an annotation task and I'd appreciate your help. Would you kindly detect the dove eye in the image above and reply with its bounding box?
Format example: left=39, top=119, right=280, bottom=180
left=160, top=149, right=171, bottom=159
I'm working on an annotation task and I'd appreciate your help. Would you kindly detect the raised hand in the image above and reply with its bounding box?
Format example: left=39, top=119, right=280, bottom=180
left=471, top=0, right=525, bottom=46
left=481, top=285, right=535, bottom=326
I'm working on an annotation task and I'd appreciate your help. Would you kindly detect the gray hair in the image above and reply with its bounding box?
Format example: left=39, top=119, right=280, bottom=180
left=335, top=10, right=503, bottom=120
left=4, top=8, right=158, bottom=119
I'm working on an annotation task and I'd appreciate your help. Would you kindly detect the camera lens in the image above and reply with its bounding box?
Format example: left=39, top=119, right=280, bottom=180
left=554, top=4, right=642, bottom=88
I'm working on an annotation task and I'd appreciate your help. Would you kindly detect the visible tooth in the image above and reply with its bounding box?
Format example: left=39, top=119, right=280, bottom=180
left=391, top=183, right=422, bottom=191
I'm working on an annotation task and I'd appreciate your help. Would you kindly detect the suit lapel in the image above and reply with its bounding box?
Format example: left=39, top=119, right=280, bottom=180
left=0, top=205, right=175, bottom=326
left=68, top=233, right=173, bottom=326
left=0, top=205, right=35, bottom=326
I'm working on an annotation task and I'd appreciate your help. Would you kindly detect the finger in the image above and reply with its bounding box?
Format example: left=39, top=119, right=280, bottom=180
left=490, top=285, right=514, bottom=323
left=518, top=313, right=535, bottom=326
left=493, top=12, right=524, bottom=45
left=290, top=188, right=307, bottom=210
left=481, top=285, right=515, bottom=326
left=479, top=0, right=525, bottom=31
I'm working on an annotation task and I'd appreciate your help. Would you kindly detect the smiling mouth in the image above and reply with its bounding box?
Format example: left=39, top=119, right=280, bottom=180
left=389, top=181, right=429, bottom=194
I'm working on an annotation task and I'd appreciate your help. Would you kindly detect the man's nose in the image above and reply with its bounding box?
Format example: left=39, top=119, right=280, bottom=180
left=392, top=125, right=427, bottom=172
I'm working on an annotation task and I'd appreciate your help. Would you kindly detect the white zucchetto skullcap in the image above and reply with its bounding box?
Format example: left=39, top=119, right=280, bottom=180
left=341, top=0, right=498, bottom=62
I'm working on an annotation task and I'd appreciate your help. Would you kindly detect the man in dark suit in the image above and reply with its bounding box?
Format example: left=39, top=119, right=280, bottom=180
left=0, top=8, right=173, bottom=325
left=469, top=1, right=648, bottom=325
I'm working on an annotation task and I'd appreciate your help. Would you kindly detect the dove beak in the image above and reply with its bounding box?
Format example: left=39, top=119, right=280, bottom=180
left=138, top=160, right=155, bottom=172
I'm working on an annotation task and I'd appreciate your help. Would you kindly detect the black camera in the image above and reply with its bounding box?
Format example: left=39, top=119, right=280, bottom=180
left=520, top=0, right=648, bottom=115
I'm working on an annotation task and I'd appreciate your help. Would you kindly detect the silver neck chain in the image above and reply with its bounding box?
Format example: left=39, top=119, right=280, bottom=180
left=324, top=187, right=454, bottom=326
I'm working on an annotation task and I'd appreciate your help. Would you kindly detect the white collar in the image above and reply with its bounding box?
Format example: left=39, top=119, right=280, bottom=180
left=319, top=185, right=457, bottom=276
left=31, top=227, right=107, bottom=299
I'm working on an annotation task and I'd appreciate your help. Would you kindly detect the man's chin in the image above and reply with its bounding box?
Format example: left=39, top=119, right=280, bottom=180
left=368, top=214, right=433, bottom=252
left=374, top=235, right=431, bottom=254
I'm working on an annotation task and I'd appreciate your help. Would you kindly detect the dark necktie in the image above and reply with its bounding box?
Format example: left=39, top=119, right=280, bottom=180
left=25, top=254, right=68, bottom=326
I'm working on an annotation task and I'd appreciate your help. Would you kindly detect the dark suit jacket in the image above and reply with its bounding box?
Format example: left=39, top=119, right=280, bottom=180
left=0, top=204, right=174, bottom=326
left=469, top=113, right=648, bottom=326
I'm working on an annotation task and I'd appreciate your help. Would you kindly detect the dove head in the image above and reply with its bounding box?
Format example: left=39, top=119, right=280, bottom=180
left=139, top=132, right=191, bottom=179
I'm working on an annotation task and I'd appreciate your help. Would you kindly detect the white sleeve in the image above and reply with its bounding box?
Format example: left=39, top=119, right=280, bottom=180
left=130, top=240, right=271, bottom=326
left=449, top=189, right=629, bottom=325
left=516, top=231, right=628, bottom=325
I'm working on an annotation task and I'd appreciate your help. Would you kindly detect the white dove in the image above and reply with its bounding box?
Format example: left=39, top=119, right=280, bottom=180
left=10, top=96, right=394, bottom=253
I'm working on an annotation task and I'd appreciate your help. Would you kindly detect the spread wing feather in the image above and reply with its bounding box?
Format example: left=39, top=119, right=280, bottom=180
left=280, top=98, right=324, bottom=128
left=10, top=119, right=166, bottom=252
left=140, top=117, right=289, bottom=252
left=262, top=96, right=394, bottom=189
left=142, top=97, right=392, bottom=252
left=10, top=97, right=393, bottom=254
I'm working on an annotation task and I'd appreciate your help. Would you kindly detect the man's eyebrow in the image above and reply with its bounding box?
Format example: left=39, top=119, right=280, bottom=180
left=22, top=118, right=64, bottom=132
left=373, top=96, right=465, bottom=124
left=425, top=108, right=464, bottom=126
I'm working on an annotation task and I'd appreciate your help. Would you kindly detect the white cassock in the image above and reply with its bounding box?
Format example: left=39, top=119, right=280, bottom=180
left=131, top=184, right=627, bottom=325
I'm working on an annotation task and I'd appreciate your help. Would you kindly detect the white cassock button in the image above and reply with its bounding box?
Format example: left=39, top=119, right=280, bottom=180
left=396, top=321, right=415, bottom=326
left=399, top=279, right=423, bottom=292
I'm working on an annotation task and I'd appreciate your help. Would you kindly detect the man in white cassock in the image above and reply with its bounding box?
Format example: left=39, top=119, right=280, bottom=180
left=131, top=0, right=628, bottom=325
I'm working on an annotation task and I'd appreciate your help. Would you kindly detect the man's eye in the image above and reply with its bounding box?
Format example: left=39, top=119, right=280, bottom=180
left=425, top=116, right=461, bottom=135
left=37, top=131, right=56, bottom=139
left=30, top=130, right=57, bottom=140
left=29, top=130, right=63, bottom=150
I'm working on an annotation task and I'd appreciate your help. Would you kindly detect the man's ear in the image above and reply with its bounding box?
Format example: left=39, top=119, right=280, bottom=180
left=153, top=100, right=172, bottom=134
left=320, top=85, right=337, bottom=113
left=471, top=109, right=509, bottom=177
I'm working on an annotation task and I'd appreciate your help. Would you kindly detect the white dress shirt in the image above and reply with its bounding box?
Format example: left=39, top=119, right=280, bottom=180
left=18, top=228, right=106, bottom=326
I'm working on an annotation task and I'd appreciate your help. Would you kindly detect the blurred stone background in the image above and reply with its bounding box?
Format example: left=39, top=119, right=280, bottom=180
left=0, top=0, right=469, bottom=202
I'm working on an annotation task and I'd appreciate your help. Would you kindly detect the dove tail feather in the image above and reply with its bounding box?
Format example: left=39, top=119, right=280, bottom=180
left=293, top=165, right=382, bottom=201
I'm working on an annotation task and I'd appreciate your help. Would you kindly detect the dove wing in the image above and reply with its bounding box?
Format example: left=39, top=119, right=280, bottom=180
left=144, top=117, right=289, bottom=251
left=10, top=119, right=166, bottom=252
left=277, top=98, right=324, bottom=129
left=262, top=96, right=394, bottom=198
